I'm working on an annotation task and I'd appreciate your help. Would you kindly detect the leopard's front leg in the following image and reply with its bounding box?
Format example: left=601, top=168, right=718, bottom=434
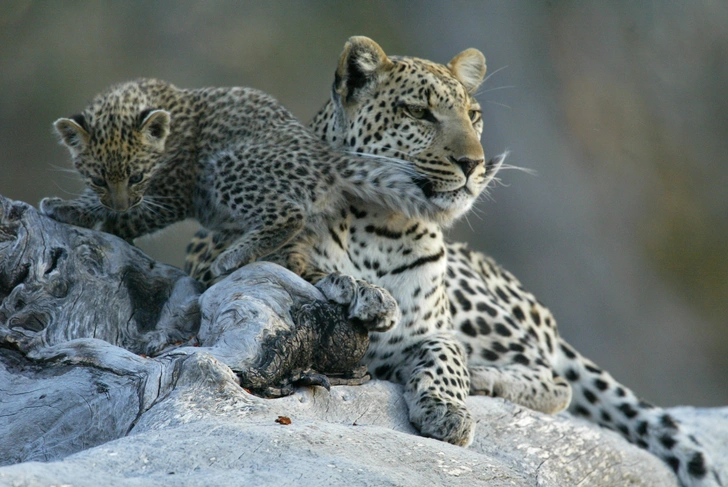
left=400, top=333, right=475, bottom=446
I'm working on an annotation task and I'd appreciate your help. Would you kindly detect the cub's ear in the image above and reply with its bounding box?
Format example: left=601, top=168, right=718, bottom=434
left=54, top=114, right=90, bottom=154
left=139, top=108, right=170, bottom=150
left=335, top=36, right=393, bottom=105
left=448, top=48, right=486, bottom=94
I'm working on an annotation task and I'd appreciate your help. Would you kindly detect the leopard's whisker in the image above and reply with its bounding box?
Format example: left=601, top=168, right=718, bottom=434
left=499, top=163, right=536, bottom=176
left=143, top=197, right=174, bottom=212
left=476, top=84, right=516, bottom=95
left=51, top=181, right=85, bottom=197
left=482, top=64, right=509, bottom=85
left=344, top=151, right=420, bottom=178
left=484, top=100, right=512, bottom=110
left=47, top=164, right=82, bottom=175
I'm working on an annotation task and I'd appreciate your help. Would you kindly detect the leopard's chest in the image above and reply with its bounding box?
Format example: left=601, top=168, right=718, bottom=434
left=310, top=206, right=452, bottom=346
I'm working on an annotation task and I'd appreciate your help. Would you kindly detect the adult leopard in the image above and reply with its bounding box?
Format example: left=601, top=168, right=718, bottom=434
left=185, top=37, right=720, bottom=486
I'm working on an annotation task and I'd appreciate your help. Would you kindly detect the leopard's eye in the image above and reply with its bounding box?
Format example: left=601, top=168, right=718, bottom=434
left=128, top=173, right=143, bottom=185
left=90, top=176, right=107, bottom=188
left=404, top=105, right=429, bottom=120
left=468, top=109, right=482, bottom=123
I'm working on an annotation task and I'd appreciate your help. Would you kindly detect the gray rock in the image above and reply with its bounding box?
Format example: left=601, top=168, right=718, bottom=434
left=5, top=337, right=727, bottom=486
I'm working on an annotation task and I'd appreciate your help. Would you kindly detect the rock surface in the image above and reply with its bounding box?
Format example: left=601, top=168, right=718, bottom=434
left=3, top=337, right=728, bottom=486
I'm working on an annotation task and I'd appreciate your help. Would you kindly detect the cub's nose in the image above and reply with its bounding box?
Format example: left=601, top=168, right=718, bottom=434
left=454, top=157, right=484, bottom=178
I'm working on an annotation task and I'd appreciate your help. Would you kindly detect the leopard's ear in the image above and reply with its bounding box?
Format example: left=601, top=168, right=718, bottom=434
left=448, top=48, right=486, bottom=94
left=139, top=108, right=170, bottom=150
left=335, top=36, right=393, bottom=105
left=54, top=114, right=90, bottom=155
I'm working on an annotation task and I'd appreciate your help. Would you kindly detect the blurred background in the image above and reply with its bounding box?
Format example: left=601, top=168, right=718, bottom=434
left=1, top=1, right=726, bottom=407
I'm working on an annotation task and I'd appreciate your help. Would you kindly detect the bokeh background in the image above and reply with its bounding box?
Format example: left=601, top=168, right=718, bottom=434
left=1, top=1, right=726, bottom=407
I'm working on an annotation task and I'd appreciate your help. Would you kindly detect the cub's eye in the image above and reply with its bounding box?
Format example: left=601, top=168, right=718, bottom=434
left=90, top=176, right=107, bottom=188
left=468, top=109, right=482, bottom=123
left=128, top=173, right=143, bottom=185
left=403, top=105, right=429, bottom=120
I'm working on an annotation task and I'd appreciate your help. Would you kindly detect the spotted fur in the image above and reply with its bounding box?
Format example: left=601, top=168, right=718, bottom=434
left=184, top=37, right=721, bottom=486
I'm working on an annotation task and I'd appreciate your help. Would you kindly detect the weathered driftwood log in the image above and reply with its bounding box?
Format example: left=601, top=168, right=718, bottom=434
left=0, top=339, right=183, bottom=464
left=0, top=258, right=375, bottom=464
left=0, top=195, right=202, bottom=356
left=198, top=263, right=370, bottom=396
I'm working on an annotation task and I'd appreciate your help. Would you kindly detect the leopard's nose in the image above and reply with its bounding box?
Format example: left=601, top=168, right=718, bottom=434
left=454, top=157, right=484, bottom=178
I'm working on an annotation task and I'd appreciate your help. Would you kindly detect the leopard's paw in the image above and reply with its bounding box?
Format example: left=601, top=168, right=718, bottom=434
left=316, top=273, right=399, bottom=332
left=315, top=272, right=356, bottom=304
left=408, top=394, right=475, bottom=447
left=40, top=197, right=96, bottom=228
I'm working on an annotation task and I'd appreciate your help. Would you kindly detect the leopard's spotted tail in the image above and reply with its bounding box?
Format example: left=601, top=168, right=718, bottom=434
left=553, top=339, right=722, bottom=487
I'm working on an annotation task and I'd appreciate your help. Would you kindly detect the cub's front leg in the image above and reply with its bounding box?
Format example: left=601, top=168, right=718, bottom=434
left=41, top=188, right=185, bottom=243
left=210, top=206, right=306, bottom=279
left=40, top=188, right=105, bottom=230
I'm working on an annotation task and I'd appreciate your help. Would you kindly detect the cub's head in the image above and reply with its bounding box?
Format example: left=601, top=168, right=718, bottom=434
left=324, top=36, right=503, bottom=222
left=54, top=80, right=171, bottom=213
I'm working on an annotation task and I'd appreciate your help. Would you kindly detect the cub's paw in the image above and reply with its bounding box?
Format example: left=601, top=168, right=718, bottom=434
left=40, top=197, right=68, bottom=220
left=316, top=273, right=399, bottom=332
left=40, top=197, right=92, bottom=228
left=409, top=395, right=475, bottom=447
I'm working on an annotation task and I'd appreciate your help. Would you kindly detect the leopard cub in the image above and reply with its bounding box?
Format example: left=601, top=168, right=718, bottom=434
left=42, top=78, right=439, bottom=280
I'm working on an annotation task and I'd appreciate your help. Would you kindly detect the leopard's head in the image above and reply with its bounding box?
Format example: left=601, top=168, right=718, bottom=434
left=54, top=81, right=171, bottom=213
left=319, top=36, right=503, bottom=223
